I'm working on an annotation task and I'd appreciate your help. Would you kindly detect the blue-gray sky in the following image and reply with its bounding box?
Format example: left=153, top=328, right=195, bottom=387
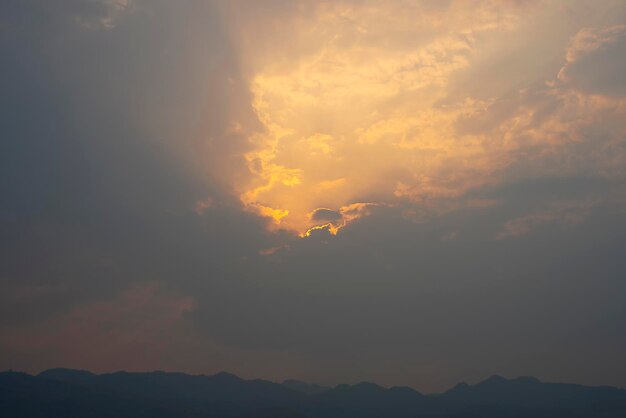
left=1, top=0, right=626, bottom=393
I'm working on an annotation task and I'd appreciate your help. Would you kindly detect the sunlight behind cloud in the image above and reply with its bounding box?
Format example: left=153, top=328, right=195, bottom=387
left=234, top=0, right=530, bottom=234
left=222, top=0, right=626, bottom=237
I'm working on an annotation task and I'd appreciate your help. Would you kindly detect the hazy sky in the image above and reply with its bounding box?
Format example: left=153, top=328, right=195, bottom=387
left=1, top=0, right=626, bottom=393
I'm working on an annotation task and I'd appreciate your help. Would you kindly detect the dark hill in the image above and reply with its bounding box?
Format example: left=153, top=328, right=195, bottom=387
left=311, top=381, right=438, bottom=417
left=282, top=379, right=330, bottom=395
left=2, top=369, right=626, bottom=418
left=438, top=374, right=626, bottom=410
left=38, top=368, right=96, bottom=384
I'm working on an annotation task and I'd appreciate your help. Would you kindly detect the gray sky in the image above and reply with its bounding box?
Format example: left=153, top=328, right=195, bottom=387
left=1, top=0, right=626, bottom=393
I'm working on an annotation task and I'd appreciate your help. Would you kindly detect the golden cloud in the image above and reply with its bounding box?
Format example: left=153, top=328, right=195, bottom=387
left=222, top=1, right=626, bottom=236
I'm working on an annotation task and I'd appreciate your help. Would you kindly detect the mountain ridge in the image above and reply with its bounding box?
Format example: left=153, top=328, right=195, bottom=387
left=2, top=369, right=626, bottom=418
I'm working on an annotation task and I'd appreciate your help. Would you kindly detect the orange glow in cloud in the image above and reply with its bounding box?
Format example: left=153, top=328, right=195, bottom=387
left=300, top=202, right=383, bottom=237
left=225, top=1, right=626, bottom=236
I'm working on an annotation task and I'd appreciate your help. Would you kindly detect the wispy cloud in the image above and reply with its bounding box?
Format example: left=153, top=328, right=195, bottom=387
left=495, top=199, right=598, bottom=240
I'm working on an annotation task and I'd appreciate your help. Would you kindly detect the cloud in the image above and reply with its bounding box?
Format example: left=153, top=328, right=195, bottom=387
left=194, top=196, right=215, bottom=215
left=564, top=25, right=626, bottom=64
left=310, top=208, right=343, bottom=222
left=231, top=0, right=534, bottom=235
left=3, top=0, right=626, bottom=393
left=0, top=282, right=200, bottom=372
left=558, top=25, right=626, bottom=95
left=495, top=199, right=597, bottom=240
left=303, top=202, right=382, bottom=237
left=0, top=0, right=133, bottom=31
left=224, top=0, right=626, bottom=239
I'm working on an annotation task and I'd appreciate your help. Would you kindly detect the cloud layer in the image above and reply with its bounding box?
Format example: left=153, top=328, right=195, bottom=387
left=1, top=0, right=626, bottom=392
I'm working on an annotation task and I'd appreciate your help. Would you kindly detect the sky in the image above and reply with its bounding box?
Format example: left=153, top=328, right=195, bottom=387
left=1, top=0, right=626, bottom=393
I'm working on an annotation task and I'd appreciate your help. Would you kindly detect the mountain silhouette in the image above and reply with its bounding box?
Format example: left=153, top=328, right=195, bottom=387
left=2, top=369, right=626, bottom=418
left=282, top=379, right=330, bottom=395
left=37, top=368, right=96, bottom=384
left=438, top=374, right=626, bottom=410
left=310, top=381, right=440, bottom=418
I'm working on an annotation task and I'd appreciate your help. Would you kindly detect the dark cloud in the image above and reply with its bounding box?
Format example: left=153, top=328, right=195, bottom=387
left=560, top=25, right=626, bottom=96
left=0, top=0, right=259, bottom=319
left=310, top=208, right=343, bottom=222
